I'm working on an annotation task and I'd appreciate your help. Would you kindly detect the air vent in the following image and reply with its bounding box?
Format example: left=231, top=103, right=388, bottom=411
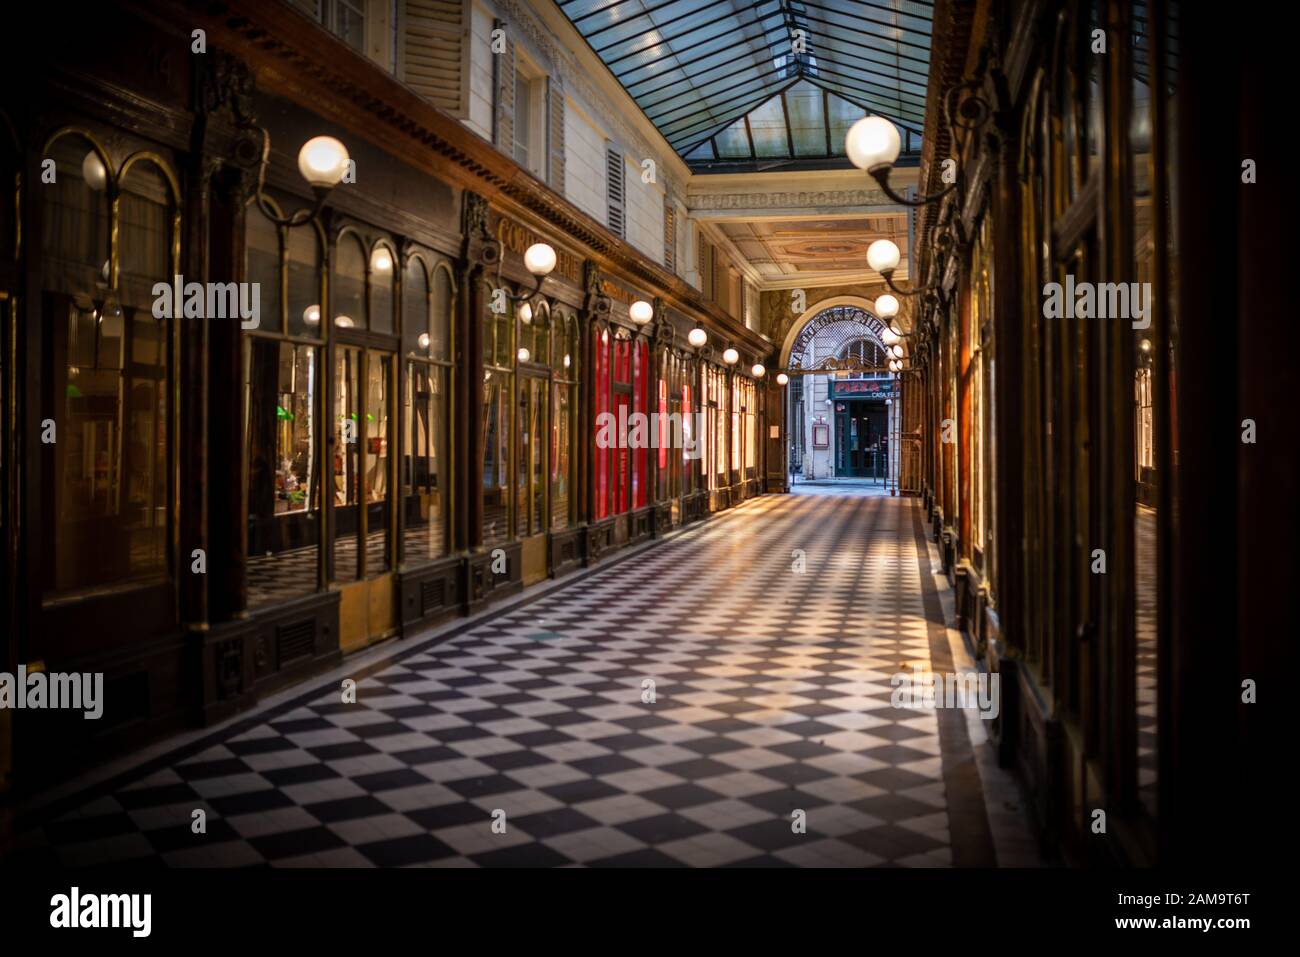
left=664, top=203, right=676, bottom=272
left=421, top=578, right=446, bottom=615
left=277, top=619, right=315, bottom=667
left=606, top=145, right=625, bottom=239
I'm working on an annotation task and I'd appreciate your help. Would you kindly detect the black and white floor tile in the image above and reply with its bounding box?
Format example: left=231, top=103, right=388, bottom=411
left=15, top=487, right=1039, bottom=868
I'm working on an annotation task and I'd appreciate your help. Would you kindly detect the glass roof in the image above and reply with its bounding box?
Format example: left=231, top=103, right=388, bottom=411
left=557, top=0, right=932, bottom=168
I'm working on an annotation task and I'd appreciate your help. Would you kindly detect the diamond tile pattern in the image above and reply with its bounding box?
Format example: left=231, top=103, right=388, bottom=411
left=17, top=490, right=1023, bottom=868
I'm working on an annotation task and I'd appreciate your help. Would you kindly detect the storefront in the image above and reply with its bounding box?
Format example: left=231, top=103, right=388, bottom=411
left=0, top=3, right=771, bottom=787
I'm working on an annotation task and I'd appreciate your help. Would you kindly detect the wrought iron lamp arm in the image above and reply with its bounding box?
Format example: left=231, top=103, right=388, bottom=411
left=252, top=127, right=331, bottom=228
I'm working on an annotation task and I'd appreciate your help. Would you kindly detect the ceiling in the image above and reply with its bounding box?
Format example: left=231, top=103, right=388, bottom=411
left=556, top=0, right=932, bottom=170
left=716, top=212, right=910, bottom=286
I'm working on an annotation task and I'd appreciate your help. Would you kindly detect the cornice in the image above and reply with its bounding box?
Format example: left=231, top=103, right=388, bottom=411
left=128, top=0, right=762, bottom=349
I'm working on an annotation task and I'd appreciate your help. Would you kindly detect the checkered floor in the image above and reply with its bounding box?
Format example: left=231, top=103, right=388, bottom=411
left=16, top=491, right=1036, bottom=868
left=247, top=522, right=447, bottom=608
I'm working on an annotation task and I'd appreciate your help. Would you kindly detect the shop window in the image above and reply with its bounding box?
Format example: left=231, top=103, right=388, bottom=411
left=402, top=255, right=452, bottom=563
left=286, top=224, right=324, bottom=338
left=333, top=232, right=365, bottom=329
left=243, top=202, right=324, bottom=608
left=593, top=325, right=610, bottom=521
left=482, top=294, right=514, bottom=544
left=369, top=241, right=395, bottom=334
left=551, top=311, right=578, bottom=529
left=332, top=345, right=361, bottom=578
left=42, top=140, right=177, bottom=597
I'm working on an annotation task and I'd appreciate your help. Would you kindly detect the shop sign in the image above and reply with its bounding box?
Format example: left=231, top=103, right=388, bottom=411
left=828, top=378, right=898, bottom=399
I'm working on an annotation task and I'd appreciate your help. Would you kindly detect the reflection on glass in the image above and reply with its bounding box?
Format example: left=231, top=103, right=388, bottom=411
left=403, top=362, right=447, bottom=561
left=333, top=345, right=360, bottom=580
left=53, top=301, right=168, bottom=594
left=370, top=245, right=395, bottom=334
left=286, top=225, right=321, bottom=338
left=482, top=370, right=510, bottom=545
left=246, top=208, right=282, bottom=334
left=516, top=375, right=547, bottom=538
left=245, top=340, right=318, bottom=606
left=364, top=353, right=391, bottom=573
left=42, top=134, right=111, bottom=297
left=333, top=235, right=365, bottom=329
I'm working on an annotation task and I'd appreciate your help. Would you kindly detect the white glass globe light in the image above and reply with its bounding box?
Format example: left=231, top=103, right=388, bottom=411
left=303, top=304, right=321, bottom=326
left=517, top=347, right=531, bottom=363
left=751, top=363, right=765, bottom=378
left=82, top=151, right=108, bottom=191
left=334, top=315, right=354, bottom=328
left=417, top=332, right=430, bottom=350
left=776, top=372, right=789, bottom=386
left=688, top=327, right=708, bottom=348
left=722, top=347, right=739, bottom=365
left=845, top=116, right=902, bottom=172
left=881, top=327, right=899, bottom=346
left=517, top=302, right=532, bottom=324
left=523, top=243, right=557, bottom=277
left=867, top=239, right=901, bottom=274
left=891, top=344, right=904, bottom=359
left=629, top=299, right=654, bottom=325
left=297, top=136, right=350, bottom=188
left=371, top=247, right=393, bottom=273
left=874, top=294, right=900, bottom=319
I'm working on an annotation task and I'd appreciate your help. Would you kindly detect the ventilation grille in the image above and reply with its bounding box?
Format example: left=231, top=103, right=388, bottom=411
left=277, top=619, right=316, bottom=667
left=663, top=203, right=676, bottom=272
left=606, top=146, right=625, bottom=239
left=421, top=577, right=447, bottom=615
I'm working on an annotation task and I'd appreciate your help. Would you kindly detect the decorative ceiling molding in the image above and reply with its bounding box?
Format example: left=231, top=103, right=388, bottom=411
left=688, top=187, right=899, bottom=212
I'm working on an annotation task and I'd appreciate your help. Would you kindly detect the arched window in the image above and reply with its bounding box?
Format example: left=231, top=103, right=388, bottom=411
left=332, top=232, right=366, bottom=329
left=286, top=223, right=324, bottom=338
left=41, top=136, right=179, bottom=596
left=403, top=253, right=453, bottom=563
left=243, top=201, right=323, bottom=607
left=369, top=240, right=396, bottom=334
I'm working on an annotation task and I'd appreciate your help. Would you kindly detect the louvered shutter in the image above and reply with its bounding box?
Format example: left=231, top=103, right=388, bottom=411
left=400, top=0, right=466, bottom=116
left=493, top=20, right=515, bottom=152
left=605, top=146, right=625, bottom=239
left=663, top=203, right=676, bottom=272
left=547, top=75, right=565, bottom=193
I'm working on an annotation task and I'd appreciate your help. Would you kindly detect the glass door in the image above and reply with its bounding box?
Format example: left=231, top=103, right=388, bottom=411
left=517, top=370, right=549, bottom=583
left=331, top=344, right=393, bottom=581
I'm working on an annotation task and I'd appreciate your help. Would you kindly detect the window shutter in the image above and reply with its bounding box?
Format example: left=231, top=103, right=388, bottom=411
left=547, top=75, right=565, bottom=193
left=663, top=203, right=676, bottom=272
left=605, top=145, right=625, bottom=239
left=493, top=20, right=515, bottom=152
left=400, top=0, right=466, bottom=116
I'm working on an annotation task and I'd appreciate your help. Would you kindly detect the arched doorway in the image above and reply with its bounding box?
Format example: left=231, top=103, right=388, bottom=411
left=780, top=301, right=901, bottom=487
